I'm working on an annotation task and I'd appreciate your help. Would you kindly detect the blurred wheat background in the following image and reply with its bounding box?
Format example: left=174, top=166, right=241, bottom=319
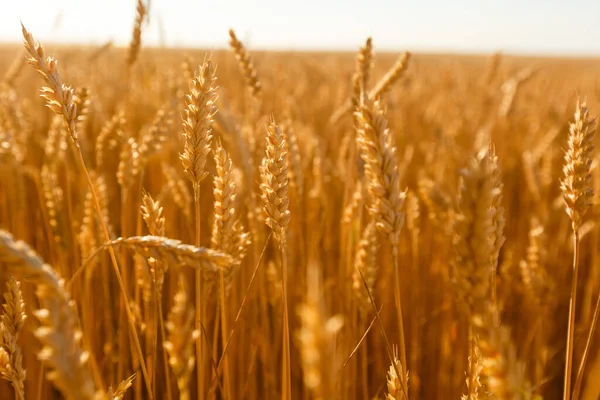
left=2, top=1, right=600, bottom=400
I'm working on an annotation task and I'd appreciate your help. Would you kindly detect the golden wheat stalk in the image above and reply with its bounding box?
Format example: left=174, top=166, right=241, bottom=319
left=21, top=24, right=154, bottom=397
left=561, top=100, right=596, bottom=400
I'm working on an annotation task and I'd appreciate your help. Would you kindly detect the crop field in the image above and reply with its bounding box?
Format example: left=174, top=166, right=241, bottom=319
left=2, top=4, right=600, bottom=400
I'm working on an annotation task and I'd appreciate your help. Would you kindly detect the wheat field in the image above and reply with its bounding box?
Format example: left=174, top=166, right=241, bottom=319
left=2, top=5, right=600, bottom=400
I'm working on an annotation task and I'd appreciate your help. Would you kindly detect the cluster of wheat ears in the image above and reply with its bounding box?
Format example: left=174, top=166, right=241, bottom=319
left=2, top=2, right=600, bottom=400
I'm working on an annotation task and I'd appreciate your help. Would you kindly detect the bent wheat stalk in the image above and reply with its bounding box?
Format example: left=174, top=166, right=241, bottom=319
left=21, top=24, right=153, bottom=398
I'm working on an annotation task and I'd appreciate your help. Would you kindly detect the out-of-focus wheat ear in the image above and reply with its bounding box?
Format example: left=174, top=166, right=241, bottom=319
left=182, top=55, right=194, bottom=82
left=519, top=217, right=550, bottom=307
left=161, top=163, right=193, bottom=219
left=487, top=146, right=505, bottom=273
left=0, top=276, right=27, bottom=400
left=117, top=136, right=141, bottom=189
left=284, top=122, right=304, bottom=199
left=482, top=52, right=502, bottom=87
left=331, top=47, right=409, bottom=124
left=561, top=100, right=596, bottom=233
left=2, top=50, right=26, bottom=88
left=228, top=29, right=262, bottom=101
left=452, top=148, right=496, bottom=312
left=138, top=106, right=173, bottom=174
left=385, top=347, right=408, bottom=400
left=351, top=37, right=374, bottom=113
left=88, top=40, right=112, bottom=63
left=73, top=86, right=90, bottom=135
left=126, top=0, right=147, bottom=70
left=352, top=221, right=379, bottom=315
left=452, top=147, right=530, bottom=398
left=95, top=112, right=126, bottom=170
left=259, top=119, right=291, bottom=246
left=296, top=261, right=344, bottom=400
left=358, top=38, right=374, bottom=94
left=342, top=181, right=364, bottom=225
left=180, top=58, right=218, bottom=195
left=164, top=276, right=198, bottom=400
left=370, top=52, right=411, bottom=100
left=0, top=229, right=101, bottom=400
left=141, top=191, right=166, bottom=237
left=498, top=66, right=539, bottom=118
left=40, top=164, right=64, bottom=251
left=462, top=336, right=482, bottom=400
left=108, top=373, right=136, bottom=400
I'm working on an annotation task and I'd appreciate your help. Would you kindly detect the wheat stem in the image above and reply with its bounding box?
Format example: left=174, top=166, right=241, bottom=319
left=194, top=187, right=205, bottom=398
left=573, top=269, right=600, bottom=399
left=564, top=230, right=580, bottom=400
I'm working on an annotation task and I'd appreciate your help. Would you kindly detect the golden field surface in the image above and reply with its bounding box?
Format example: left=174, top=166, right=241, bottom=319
left=2, top=17, right=600, bottom=400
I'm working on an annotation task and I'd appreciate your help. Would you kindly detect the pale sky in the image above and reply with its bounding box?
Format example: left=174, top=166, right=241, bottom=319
left=1, top=0, right=600, bottom=55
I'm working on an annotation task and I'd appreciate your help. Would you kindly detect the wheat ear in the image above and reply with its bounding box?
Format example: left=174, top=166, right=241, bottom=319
left=453, top=148, right=529, bottom=398
left=126, top=0, right=147, bottom=70
left=331, top=51, right=411, bottom=123
left=0, top=276, right=26, bottom=400
left=228, top=29, right=262, bottom=100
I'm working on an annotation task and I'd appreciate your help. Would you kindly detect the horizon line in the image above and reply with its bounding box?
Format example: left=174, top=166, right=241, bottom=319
left=1, top=40, right=600, bottom=60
